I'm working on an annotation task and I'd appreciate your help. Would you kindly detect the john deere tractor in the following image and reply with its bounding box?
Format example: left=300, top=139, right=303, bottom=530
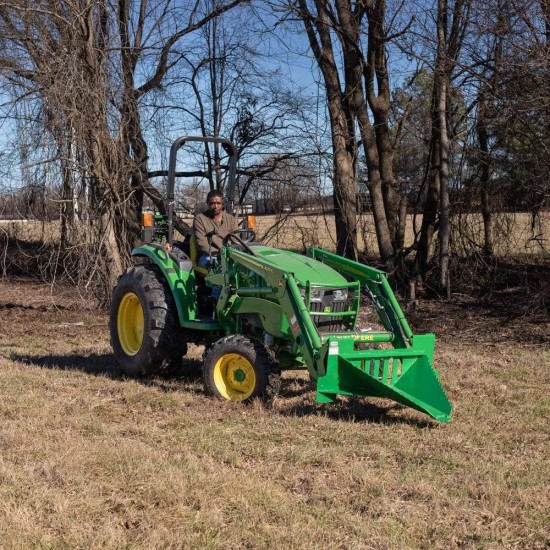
left=109, top=136, right=452, bottom=422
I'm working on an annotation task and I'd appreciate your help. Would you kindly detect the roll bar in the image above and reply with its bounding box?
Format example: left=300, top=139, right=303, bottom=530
left=166, top=136, right=238, bottom=245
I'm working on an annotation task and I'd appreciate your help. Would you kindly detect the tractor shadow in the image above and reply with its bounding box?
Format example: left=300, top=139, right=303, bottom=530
left=11, top=352, right=122, bottom=378
left=277, top=376, right=434, bottom=427
left=9, top=352, right=204, bottom=390
left=277, top=398, right=434, bottom=427
left=12, top=353, right=433, bottom=427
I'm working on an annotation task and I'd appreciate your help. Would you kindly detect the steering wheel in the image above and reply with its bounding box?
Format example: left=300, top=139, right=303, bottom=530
left=222, top=229, right=256, bottom=255
left=237, top=228, right=256, bottom=243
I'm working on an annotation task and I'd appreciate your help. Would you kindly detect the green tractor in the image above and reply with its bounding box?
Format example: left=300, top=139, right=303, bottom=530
left=109, top=136, right=452, bottom=422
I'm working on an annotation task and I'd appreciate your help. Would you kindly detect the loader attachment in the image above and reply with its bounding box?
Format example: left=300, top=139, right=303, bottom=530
left=316, top=334, right=452, bottom=422
left=217, top=245, right=452, bottom=423
left=303, top=248, right=452, bottom=421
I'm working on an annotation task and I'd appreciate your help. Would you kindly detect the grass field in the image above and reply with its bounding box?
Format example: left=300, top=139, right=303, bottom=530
left=0, top=280, right=548, bottom=549
left=253, top=211, right=550, bottom=257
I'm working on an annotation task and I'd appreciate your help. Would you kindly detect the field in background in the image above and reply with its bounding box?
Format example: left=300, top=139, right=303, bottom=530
left=0, top=281, right=548, bottom=548
left=254, top=211, right=550, bottom=257
left=1, top=211, right=549, bottom=258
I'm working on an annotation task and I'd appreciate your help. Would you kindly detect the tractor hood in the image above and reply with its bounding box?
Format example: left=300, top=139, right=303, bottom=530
left=250, top=245, right=348, bottom=287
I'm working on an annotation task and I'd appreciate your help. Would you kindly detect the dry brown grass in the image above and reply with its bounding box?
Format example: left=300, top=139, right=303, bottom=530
left=253, top=211, right=550, bottom=257
left=0, top=280, right=548, bottom=549
left=2, top=211, right=548, bottom=258
left=0, top=220, right=61, bottom=246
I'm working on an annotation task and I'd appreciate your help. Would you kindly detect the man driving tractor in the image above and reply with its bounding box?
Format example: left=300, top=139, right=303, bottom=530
left=193, top=189, right=238, bottom=270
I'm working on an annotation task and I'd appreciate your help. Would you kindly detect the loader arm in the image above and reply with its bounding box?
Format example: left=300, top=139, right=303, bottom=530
left=309, top=248, right=412, bottom=348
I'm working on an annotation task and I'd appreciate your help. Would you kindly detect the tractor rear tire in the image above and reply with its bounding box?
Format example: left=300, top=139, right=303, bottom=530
left=203, top=335, right=281, bottom=403
left=110, top=264, right=187, bottom=377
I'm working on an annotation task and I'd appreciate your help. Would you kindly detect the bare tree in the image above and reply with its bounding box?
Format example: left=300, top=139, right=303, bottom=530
left=283, top=1, right=360, bottom=260
left=471, top=2, right=507, bottom=258
left=164, top=3, right=314, bottom=208
left=405, top=0, right=472, bottom=297
left=462, top=0, right=550, bottom=259
left=279, top=1, right=415, bottom=266
left=0, top=0, right=244, bottom=299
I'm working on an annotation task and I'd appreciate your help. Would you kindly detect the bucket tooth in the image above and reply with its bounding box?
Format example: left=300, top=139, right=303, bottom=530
left=391, top=355, right=452, bottom=422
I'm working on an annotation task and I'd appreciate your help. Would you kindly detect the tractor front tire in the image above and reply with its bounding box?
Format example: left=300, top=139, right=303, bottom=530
left=203, top=335, right=281, bottom=403
left=110, top=264, right=187, bottom=377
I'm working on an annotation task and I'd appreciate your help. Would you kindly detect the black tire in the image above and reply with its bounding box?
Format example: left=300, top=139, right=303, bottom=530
left=110, top=264, right=188, bottom=377
left=203, top=335, right=281, bottom=403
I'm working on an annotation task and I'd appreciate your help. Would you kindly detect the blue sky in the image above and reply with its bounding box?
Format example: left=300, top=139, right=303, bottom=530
left=0, top=0, right=422, bottom=195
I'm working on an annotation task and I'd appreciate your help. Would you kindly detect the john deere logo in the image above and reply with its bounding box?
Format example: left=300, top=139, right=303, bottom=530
left=324, top=306, right=331, bottom=313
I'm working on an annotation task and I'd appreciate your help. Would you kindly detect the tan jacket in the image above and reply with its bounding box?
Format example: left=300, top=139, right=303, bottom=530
left=193, top=211, right=238, bottom=255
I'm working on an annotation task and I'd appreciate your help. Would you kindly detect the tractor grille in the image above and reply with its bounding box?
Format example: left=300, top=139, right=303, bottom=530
left=310, top=289, right=354, bottom=333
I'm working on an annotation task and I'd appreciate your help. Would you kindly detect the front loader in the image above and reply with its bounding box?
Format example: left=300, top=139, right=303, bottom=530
left=109, top=136, right=452, bottom=423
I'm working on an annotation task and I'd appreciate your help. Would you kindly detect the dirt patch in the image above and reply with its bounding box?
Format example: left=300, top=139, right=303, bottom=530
left=406, top=295, right=549, bottom=346
left=0, top=277, right=96, bottom=310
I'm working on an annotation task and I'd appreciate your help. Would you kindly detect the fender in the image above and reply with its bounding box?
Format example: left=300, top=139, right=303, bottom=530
left=131, top=244, right=197, bottom=324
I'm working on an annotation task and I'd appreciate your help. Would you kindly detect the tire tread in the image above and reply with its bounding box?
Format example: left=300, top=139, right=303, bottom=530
left=203, top=334, right=281, bottom=403
left=110, top=264, right=187, bottom=376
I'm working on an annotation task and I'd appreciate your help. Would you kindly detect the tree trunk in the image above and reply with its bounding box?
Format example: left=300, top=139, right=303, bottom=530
left=416, top=106, right=440, bottom=285
left=99, top=211, right=125, bottom=298
left=437, top=81, right=451, bottom=296
left=297, top=0, right=358, bottom=260
left=433, top=0, right=452, bottom=297
left=353, top=73, right=394, bottom=264
left=332, top=130, right=358, bottom=260
left=339, top=0, right=396, bottom=266
left=477, top=92, right=494, bottom=257
left=416, top=0, right=452, bottom=296
left=365, top=0, right=400, bottom=262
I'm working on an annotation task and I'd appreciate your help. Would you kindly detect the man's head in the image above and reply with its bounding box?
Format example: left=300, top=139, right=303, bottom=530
left=206, top=190, right=224, bottom=216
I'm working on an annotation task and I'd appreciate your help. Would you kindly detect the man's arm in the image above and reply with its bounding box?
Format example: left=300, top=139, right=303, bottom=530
left=193, top=214, right=215, bottom=256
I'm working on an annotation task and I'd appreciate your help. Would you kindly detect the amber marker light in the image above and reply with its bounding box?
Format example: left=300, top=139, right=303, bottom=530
left=142, top=212, right=154, bottom=227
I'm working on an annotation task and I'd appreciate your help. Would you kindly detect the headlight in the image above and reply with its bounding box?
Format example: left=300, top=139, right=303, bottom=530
left=310, top=288, right=324, bottom=300
left=333, top=289, right=348, bottom=301
left=299, top=287, right=324, bottom=301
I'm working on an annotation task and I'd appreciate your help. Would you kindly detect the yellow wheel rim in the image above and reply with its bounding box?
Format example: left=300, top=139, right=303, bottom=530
left=213, top=353, right=256, bottom=401
left=117, top=292, right=144, bottom=356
